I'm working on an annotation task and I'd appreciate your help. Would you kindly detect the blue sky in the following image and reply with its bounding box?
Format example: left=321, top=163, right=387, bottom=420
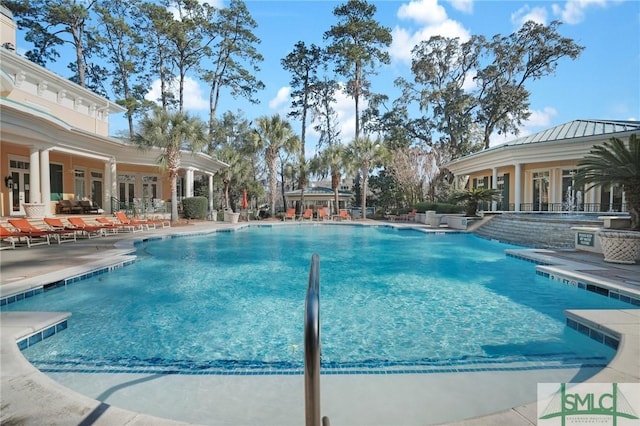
left=16, top=0, right=640, bottom=151
left=182, top=0, right=640, bottom=150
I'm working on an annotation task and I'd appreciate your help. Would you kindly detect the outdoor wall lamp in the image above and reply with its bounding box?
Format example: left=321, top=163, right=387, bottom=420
left=4, top=175, right=13, bottom=189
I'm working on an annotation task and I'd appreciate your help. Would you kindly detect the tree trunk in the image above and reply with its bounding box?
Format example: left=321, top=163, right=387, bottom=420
left=170, top=172, right=179, bottom=224
left=268, top=151, right=277, bottom=218
left=361, top=166, right=368, bottom=219
left=332, top=171, right=340, bottom=215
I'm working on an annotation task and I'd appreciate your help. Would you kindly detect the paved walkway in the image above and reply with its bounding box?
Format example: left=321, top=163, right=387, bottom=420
left=1, top=219, right=639, bottom=425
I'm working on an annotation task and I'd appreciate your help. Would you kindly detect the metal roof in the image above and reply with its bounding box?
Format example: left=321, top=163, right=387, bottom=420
left=284, top=186, right=353, bottom=200
left=495, top=119, right=640, bottom=148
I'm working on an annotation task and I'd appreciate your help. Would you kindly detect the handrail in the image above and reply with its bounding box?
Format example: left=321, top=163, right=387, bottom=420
left=305, top=254, right=328, bottom=426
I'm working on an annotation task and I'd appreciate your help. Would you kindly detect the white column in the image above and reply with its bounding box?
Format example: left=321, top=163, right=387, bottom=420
left=550, top=168, right=558, bottom=211
left=104, top=160, right=111, bottom=213
left=186, top=168, right=194, bottom=198
left=29, top=147, right=41, bottom=203
left=588, top=187, right=596, bottom=212
left=609, top=187, right=615, bottom=212
left=491, top=167, right=498, bottom=211
left=208, top=174, right=214, bottom=212
left=108, top=157, right=117, bottom=213
left=40, top=149, right=51, bottom=215
left=514, top=163, right=522, bottom=212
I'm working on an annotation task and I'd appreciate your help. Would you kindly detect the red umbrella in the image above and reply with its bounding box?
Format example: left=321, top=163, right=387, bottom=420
left=241, top=189, right=248, bottom=209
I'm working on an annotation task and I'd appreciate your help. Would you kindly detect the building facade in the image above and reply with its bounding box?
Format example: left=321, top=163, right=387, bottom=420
left=444, top=119, right=639, bottom=213
left=0, top=6, right=227, bottom=217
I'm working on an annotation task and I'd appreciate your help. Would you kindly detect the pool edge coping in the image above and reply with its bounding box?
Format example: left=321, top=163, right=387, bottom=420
left=2, top=308, right=638, bottom=426
left=1, top=221, right=638, bottom=425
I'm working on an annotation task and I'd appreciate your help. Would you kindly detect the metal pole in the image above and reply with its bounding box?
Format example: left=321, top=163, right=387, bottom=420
left=304, top=253, right=321, bottom=426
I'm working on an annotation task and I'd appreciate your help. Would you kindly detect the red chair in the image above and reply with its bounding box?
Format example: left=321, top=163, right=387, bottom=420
left=339, top=209, right=352, bottom=221
left=66, top=217, right=109, bottom=238
left=317, top=207, right=330, bottom=221
left=96, top=217, right=141, bottom=233
left=283, top=208, right=296, bottom=221
left=115, top=211, right=153, bottom=230
left=1, top=224, right=50, bottom=248
left=5, top=220, right=55, bottom=246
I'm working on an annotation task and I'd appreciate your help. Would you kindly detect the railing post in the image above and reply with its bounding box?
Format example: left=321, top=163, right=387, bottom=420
left=304, top=253, right=321, bottom=426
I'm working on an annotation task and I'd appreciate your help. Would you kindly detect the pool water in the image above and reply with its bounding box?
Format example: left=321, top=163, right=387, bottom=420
left=5, top=225, right=628, bottom=374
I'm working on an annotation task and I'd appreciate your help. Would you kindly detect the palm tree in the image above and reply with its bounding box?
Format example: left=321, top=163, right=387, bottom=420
left=133, top=107, right=209, bottom=224
left=346, top=136, right=389, bottom=219
left=215, top=145, right=248, bottom=211
left=314, top=144, right=347, bottom=215
left=575, top=134, right=640, bottom=231
left=252, top=114, right=299, bottom=217
left=450, top=187, right=500, bottom=217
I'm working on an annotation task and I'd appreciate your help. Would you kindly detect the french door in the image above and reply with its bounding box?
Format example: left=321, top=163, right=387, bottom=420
left=8, top=158, right=31, bottom=216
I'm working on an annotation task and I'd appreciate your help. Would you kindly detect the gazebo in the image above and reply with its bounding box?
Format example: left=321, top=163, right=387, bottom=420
left=284, top=186, right=353, bottom=212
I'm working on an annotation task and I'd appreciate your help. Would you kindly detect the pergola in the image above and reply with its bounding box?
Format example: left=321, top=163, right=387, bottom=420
left=284, top=186, right=353, bottom=211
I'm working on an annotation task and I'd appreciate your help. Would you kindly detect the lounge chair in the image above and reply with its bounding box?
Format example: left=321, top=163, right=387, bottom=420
left=115, top=211, right=154, bottom=230
left=300, top=209, right=313, bottom=221
left=139, top=215, right=170, bottom=228
left=339, top=209, right=352, bottom=221
left=399, top=209, right=417, bottom=222
left=43, top=217, right=84, bottom=243
left=79, top=200, right=101, bottom=214
left=8, top=218, right=70, bottom=244
left=317, top=207, right=330, bottom=221
left=96, top=216, right=141, bottom=233
left=0, top=224, right=50, bottom=248
left=56, top=199, right=83, bottom=214
left=65, top=217, right=109, bottom=238
left=283, top=208, right=296, bottom=221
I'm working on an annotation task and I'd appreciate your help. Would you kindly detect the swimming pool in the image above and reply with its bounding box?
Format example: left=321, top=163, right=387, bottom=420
left=4, top=225, right=629, bottom=376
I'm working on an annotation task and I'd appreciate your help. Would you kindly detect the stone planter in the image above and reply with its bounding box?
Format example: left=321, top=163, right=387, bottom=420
left=598, top=230, right=640, bottom=264
left=224, top=211, right=240, bottom=224
left=446, top=216, right=468, bottom=230
left=22, top=203, right=46, bottom=219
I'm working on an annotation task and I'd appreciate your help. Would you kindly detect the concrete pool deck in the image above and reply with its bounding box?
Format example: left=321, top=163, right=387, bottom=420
left=1, top=219, right=639, bottom=425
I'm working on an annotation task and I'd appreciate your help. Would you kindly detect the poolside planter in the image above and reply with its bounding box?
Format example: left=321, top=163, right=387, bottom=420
left=224, top=211, right=240, bottom=224
left=22, top=203, right=46, bottom=218
left=598, top=230, right=640, bottom=264
left=446, top=216, right=468, bottom=230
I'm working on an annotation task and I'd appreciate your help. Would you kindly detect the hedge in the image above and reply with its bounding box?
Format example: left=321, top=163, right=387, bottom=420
left=182, top=196, right=208, bottom=219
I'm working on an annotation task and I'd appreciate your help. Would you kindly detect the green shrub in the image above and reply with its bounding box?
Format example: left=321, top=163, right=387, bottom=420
left=182, top=196, right=208, bottom=219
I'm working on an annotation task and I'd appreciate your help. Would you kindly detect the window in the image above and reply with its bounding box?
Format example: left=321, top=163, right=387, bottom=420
left=50, top=163, right=63, bottom=201
left=562, top=169, right=583, bottom=211
left=532, top=171, right=550, bottom=211
left=74, top=169, right=86, bottom=200
left=91, top=171, right=103, bottom=208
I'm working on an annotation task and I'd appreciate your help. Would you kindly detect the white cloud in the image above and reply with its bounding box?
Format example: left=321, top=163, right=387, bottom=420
left=168, top=0, right=224, bottom=20
left=390, top=20, right=471, bottom=65
left=145, top=77, right=208, bottom=110
left=525, top=107, right=558, bottom=128
left=551, top=0, right=609, bottom=25
left=462, top=69, right=477, bottom=91
left=489, top=107, right=558, bottom=147
left=334, top=87, right=358, bottom=143
left=391, top=0, right=470, bottom=65
left=445, top=0, right=473, bottom=14
left=511, top=5, right=548, bottom=27
left=268, top=86, right=291, bottom=110
left=397, top=0, right=448, bottom=25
